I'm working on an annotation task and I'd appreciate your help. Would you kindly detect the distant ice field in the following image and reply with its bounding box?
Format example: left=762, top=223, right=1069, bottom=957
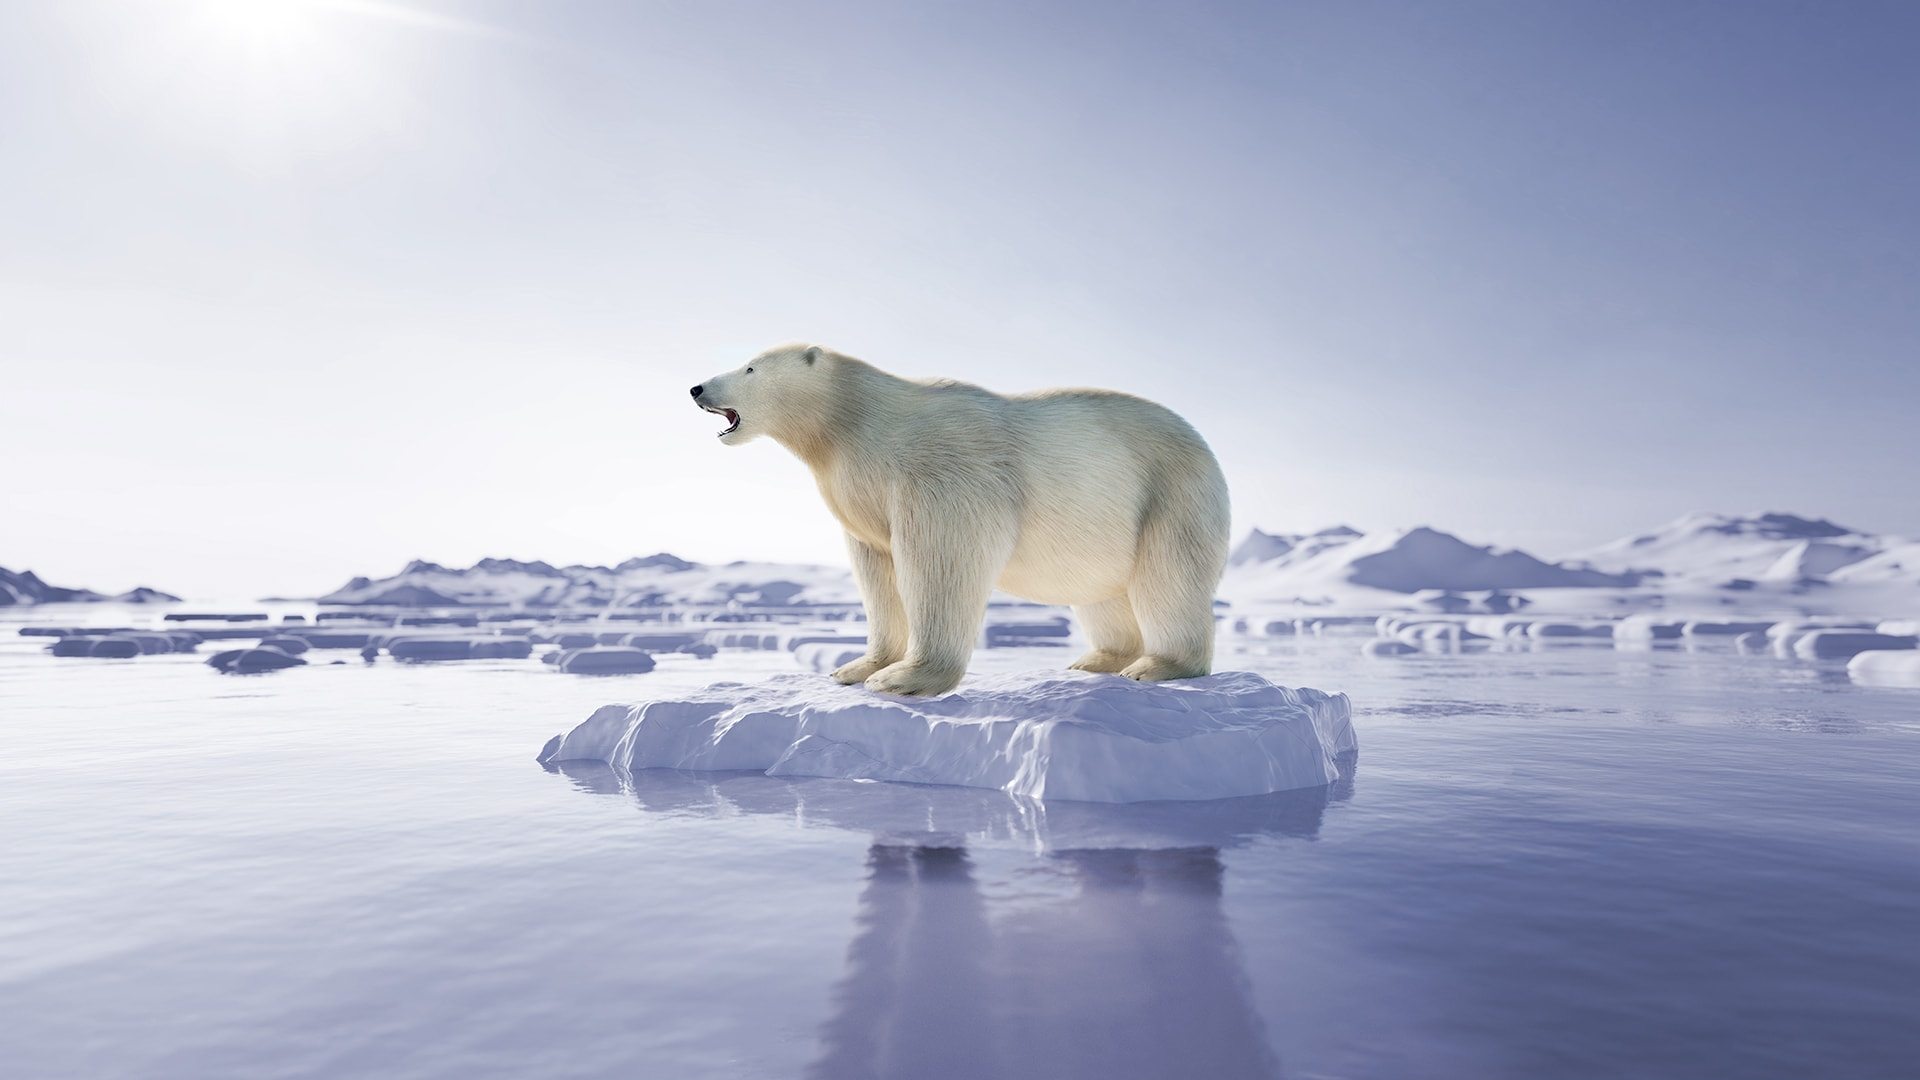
left=2, top=616, right=1917, bottom=1079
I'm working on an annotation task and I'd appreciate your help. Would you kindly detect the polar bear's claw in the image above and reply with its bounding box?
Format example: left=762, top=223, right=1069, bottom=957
left=1119, top=655, right=1210, bottom=682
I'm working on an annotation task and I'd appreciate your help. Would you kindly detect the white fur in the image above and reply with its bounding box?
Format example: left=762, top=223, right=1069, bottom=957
left=693, top=344, right=1230, bottom=696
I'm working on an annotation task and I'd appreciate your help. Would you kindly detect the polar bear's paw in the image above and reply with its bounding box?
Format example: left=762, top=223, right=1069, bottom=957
left=1119, top=655, right=1210, bottom=682
left=1068, top=649, right=1139, bottom=675
left=864, top=660, right=966, bottom=697
left=830, top=654, right=895, bottom=685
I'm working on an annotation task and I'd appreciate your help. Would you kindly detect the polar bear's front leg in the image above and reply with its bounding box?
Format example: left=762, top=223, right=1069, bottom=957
left=864, top=515, right=1007, bottom=697
left=1068, top=595, right=1144, bottom=674
left=832, top=537, right=908, bottom=685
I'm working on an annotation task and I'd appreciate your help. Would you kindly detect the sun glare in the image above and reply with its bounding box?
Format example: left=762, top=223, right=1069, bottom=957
left=94, top=0, right=507, bottom=168
left=184, top=0, right=501, bottom=53
left=189, top=0, right=329, bottom=58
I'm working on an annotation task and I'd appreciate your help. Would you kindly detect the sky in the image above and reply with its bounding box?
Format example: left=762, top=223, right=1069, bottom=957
left=3, top=0, right=1917, bottom=600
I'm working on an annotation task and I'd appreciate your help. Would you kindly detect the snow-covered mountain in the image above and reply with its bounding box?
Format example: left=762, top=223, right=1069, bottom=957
left=1562, top=512, right=1904, bottom=587
left=1227, top=526, right=1364, bottom=567
left=104, top=509, right=1916, bottom=614
left=0, top=566, right=180, bottom=606
left=1222, top=512, right=1917, bottom=610
left=12, top=505, right=1904, bottom=618
left=1221, top=525, right=1641, bottom=604
left=319, top=554, right=860, bottom=608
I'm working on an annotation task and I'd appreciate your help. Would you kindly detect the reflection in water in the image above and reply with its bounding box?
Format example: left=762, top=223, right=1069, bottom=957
left=545, top=761, right=1357, bottom=1080
left=810, top=845, right=1000, bottom=1080
left=808, top=842, right=1281, bottom=1080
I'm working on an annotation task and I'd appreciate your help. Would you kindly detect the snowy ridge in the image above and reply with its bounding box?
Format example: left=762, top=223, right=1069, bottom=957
left=539, top=670, right=1357, bottom=804
left=1224, top=511, right=1918, bottom=610
left=1829, top=542, right=1920, bottom=586
left=320, top=554, right=859, bottom=608
left=1227, top=526, right=1363, bottom=567
left=1220, top=524, right=1640, bottom=605
left=1561, top=512, right=1901, bottom=586
left=0, top=566, right=179, bottom=607
left=42, top=509, right=1910, bottom=614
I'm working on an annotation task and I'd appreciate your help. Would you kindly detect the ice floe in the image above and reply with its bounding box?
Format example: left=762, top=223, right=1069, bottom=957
left=1791, top=631, right=1919, bottom=661
left=1847, top=649, right=1920, bottom=688
left=553, top=646, right=657, bottom=674
left=207, top=646, right=307, bottom=673
left=539, top=670, right=1355, bottom=803
left=44, top=631, right=197, bottom=658
left=1613, top=615, right=1686, bottom=642
left=795, top=641, right=867, bottom=673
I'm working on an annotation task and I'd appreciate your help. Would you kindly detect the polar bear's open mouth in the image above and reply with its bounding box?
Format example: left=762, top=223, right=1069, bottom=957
left=703, top=406, right=740, bottom=436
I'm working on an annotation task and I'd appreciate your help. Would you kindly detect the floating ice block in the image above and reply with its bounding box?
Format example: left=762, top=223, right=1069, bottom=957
left=539, top=670, right=1355, bottom=804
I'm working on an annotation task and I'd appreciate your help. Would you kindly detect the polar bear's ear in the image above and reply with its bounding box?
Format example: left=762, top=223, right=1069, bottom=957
left=803, top=346, right=821, bottom=366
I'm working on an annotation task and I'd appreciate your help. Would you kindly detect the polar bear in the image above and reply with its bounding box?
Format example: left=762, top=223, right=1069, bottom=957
left=691, top=344, right=1230, bottom=697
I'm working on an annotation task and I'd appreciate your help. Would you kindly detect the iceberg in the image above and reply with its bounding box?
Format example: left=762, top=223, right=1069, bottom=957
left=538, top=670, right=1355, bottom=803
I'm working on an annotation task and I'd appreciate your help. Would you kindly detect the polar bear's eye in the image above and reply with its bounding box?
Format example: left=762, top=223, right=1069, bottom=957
left=746, top=367, right=754, bottom=373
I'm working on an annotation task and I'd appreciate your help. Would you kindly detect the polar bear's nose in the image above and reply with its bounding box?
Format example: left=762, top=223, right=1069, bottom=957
left=690, top=385, right=704, bottom=399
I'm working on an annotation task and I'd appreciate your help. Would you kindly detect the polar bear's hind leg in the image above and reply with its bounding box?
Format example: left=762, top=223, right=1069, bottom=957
left=1115, top=467, right=1226, bottom=682
left=1119, top=585, right=1215, bottom=682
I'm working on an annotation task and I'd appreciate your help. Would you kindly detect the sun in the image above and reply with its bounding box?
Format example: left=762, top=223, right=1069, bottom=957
left=91, top=0, right=508, bottom=168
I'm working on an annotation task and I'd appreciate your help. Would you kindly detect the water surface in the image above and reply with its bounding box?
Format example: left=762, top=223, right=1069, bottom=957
left=2, top=622, right=1915, bottom=1078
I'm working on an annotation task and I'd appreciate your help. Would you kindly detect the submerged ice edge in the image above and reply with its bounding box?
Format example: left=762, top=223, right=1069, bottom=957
left=538, top=670, right=1357, bottom=804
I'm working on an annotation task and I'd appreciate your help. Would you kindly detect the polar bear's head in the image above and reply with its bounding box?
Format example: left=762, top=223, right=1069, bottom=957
left=690, top=343, right=831, bottom=447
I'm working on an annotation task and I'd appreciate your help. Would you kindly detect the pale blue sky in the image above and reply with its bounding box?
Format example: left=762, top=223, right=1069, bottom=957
left=4, top=0, right=1916, bottom=599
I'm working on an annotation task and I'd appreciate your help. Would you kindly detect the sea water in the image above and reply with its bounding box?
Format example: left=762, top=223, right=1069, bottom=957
left=2, top=618, right=1915, bottom=1079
